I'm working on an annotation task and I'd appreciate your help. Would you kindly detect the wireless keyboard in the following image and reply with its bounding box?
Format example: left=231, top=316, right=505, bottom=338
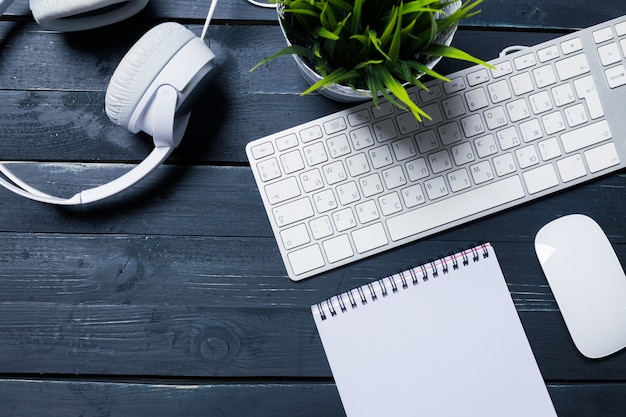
left=246, top=15, right=626, bottom=281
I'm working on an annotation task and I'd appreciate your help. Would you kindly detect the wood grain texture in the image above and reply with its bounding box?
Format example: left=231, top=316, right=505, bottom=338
left=0, top=380, right=625, bottom=417
left=1, top=0, right=626, bottom=416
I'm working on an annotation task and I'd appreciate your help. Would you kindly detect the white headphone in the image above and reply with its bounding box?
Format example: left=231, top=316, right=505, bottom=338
left=0, top=0, right=219, bottom=205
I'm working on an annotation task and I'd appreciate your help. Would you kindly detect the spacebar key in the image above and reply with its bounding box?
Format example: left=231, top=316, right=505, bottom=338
left=387, top=176, right=525, bottom=241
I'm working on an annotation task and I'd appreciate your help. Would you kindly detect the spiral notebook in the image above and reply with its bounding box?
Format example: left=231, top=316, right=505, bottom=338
left=312, top=243, right=557, bottom=417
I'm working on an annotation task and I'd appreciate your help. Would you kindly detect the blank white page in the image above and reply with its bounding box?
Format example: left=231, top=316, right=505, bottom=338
left=312, top=243, right=557, bottom=417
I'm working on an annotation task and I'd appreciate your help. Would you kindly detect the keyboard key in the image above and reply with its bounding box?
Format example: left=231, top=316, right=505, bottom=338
left=401, top=184, right=426, bottom=208
left=303, top=142, right=328, bottom=166
left=516, top=145, right=540, bottom=169
left=280, top=224, right=310, bottom=250
left=438, top=122, right=463, bottom=145
left=349, top=126, right=375, bottom=150
left=327, top=134, right=351, bottom=158
left=352, top=222, right=388, bottom=254
left=598, top=43, right=621, bottom=66
left=415, top=130, right=439, bottom=153
left=523, top=165, right=559, bottom=194
left=280, top=149, right=305, bottom=173
left=371, top=101, right=394, bottom=118
left=381, top=166, right=407, bottom=189
left=542, top=111, right=565, bottom=134
left=396, top=112, right=421, bottom=134
left=288, top=245, right=325, bottom=276
left=348, top=109, right=371, bottom=126
left=355, top=200, right=380, bottom=223
left=491, top=61, right=513, bottom=78
left=467, top=68, right=490, bottom=85
left=359, top=173, right=384, bottom=197
left=564, top=104, right=588, bottom=127
left=323, top=117, right=347, bottom=135
left=561, top=120, right=612, bottom=152
left=605, top=65, right=626, bottom=88
left=465, top=88, right=490, bottom=110
left=557, top=154, right=586, bottom=182
left=555, top=54, right=590, bottom=80
left=373, top=119, right=398, bottom=141
left=300, top=125, right=323, bottom=142
left=493, top=153, right=517, bottom=176
left=442, top=95, right=466, bottom=119
left=276, top=134, right=299, bottom=151
left=346, top=153, right=370, bottom=177
left=386, top=176, right=525, bottom=241
left=533, top=65, right=557, bottom=87
left=336, top=181, right=360, bottom=205
left=257, top=158, right=281, bottom=182
left=538, top=45, right=560, bottom=62
left=487, top=80, right=512, bottom=103
left=405, top=158, right=429, bottom=182
left=593, top=27, right=614, bottom=43
left=511, top=73, right=534, bottom=95
left=310, top=216, right=333, bottom=239
left=322, top=161, right=347, bottom=184
left=250, top=141, right=274, bottom=159
left=300, top=169, right=324, bottom=192
left=369, top=145, right=393, bottom=169
left=448, top=169, right=471, bottom=192
left=265, top=177, right=300, bottom=204
left=273, top=197, right=314, bottom=227
left=538, top=138, right=562, bottom=160
left=574, top=76, right=604, bottom=119
left=514, top=53, right=537, bottom=70
left=420, top=84, right=443, bottom=102
left=529, top=91, right=553, bottom=114
left=560, top=37, right=582, bottom=54
left=391, top=137, right=418, bottom=161
left=323, top=235, right=354, bottom=263
left=484, top=106, right=508, bottom=129
left=551, top=83, right=575, bottom=106
left=424, top=176, right=449, bottom=199
left=470, top=161, right=495, bottom=184
left=584, top=143, right=620, bottom=173
left=443, top=77, right=466, bottom=94
left=332, top=208, right=357, bottom=232
left=378, top=192, right=403, bottom=216
left=313, top=189, right=338, bottom=213
left=506, top=98, right=531, bottom=122
left=461, top=114, right=486, bottom=137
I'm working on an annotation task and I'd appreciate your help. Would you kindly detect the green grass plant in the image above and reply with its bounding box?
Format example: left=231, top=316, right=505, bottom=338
left=253, top=0, right=491, bottom=120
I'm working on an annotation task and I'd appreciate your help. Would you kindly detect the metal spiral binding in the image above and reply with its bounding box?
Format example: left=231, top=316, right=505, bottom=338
left=313, top=243, right=490, bottom=321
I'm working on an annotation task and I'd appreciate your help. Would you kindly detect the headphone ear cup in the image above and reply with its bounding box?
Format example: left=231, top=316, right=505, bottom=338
left=105, top=22, right=197, bottom=130
left=30, top=0, right=149, bottom=31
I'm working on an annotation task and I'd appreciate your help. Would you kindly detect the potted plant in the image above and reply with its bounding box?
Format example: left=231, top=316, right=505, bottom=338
left=252, top=0, right=490, bottom=121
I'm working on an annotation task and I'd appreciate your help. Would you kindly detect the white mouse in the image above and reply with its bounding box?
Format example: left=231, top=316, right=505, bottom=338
left=535, top=214, right=626, bottom=359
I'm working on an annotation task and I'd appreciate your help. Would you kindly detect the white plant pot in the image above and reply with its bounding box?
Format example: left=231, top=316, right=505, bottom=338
left=277, top=1, right=461, bottom=103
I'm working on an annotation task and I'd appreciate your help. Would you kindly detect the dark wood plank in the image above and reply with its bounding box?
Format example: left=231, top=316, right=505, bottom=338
left=2, top=0, right=625, bottom=30
left=0, top=228, right=625, bottom=380
left=0, top=26, right=605, bottom=164
left=0, top=164, right=623, bottom=241
left=0, top=380, right=625, bottom=417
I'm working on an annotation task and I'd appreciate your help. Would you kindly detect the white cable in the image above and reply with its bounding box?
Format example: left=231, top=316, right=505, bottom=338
left=200, top=0, right=219, bottom=41
left=499, top=45, right=530, bottom=58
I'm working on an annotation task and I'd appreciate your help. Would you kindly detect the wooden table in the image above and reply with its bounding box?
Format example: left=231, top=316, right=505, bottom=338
left=1, top=1, right=625, bottom=415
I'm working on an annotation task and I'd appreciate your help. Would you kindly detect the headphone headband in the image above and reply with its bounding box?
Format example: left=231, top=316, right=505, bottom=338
left=30, top=0, right=149, bottom=31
